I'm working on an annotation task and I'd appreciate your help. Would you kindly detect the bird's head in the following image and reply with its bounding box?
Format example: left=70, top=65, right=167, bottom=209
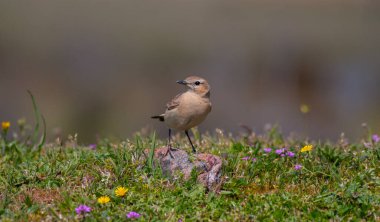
left=177, top=76, right=210, bottom=97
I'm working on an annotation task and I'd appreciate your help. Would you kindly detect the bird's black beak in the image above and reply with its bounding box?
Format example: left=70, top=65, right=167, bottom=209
left=176, top=80, right=187, bottom=85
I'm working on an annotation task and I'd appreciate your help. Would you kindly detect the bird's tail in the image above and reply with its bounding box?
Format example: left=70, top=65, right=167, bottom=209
left=151, top=115, right=165, bottom=122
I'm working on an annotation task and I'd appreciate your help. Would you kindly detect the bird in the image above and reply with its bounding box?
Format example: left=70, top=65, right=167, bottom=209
left=152, top=76, right=212, bottom=157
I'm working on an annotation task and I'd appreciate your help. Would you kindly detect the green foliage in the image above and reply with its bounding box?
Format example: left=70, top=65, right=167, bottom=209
left=27, top=90, right=46, bottom=152
left=0, top=126, right=379, bottom=221
left=317, top=144, right=347, bottom=166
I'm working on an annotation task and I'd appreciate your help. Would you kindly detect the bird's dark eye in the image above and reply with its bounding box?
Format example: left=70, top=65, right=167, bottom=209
left=195, top=81, right=201, bottom=85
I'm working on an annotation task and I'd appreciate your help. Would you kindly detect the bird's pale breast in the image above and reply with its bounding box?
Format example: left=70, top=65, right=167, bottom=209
left=164, top=92, right=211, bottom=130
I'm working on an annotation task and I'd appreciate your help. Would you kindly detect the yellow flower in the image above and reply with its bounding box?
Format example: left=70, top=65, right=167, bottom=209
left=300, top=104, right=310, bottom=114
left=301, top=145, right=313, bottom=152
left=115, top=186, right=128, bottom=197
left=2, top=122, right=10, bottom=131
left=97, top=196, right=110, bottom=204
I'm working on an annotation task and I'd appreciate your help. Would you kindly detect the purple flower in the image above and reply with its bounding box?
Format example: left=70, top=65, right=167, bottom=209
left=127, top=211, right=141, bottom=219
left=263, top=148, right=272, bottom=153
left=75, top=205, right=91, bottom=215
left=178, top=219, right=183, bottom=222
left=252, top=158, right=257, bottom=162
left=241, top=156, right=250, bottom=161
left=372, top=134, right=380, bottom=143
left=294, top=164, right=302, bottom=171
left=275, top=148, right=286, bottom=155
left=286, top=151, right=295, bottom=157
left=88, top=144, right=97, bottom=150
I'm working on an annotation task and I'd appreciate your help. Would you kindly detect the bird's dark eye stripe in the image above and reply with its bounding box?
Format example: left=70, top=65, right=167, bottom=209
left=195, top=81, right=201, bottom=85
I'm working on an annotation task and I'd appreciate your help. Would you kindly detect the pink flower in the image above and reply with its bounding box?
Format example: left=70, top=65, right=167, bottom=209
left=372, top=134, right=380, bottom=143
left=127, top=211, right=141, bottom=219
left=75, top=205, right=91, bottom=215
left=241, top=156, right=250, bottom=161
left=294, top=164, right=302, bottom=171
left=88, top=144, right=97, bottom=150
left=263, top=148, right=272, bottom=153
left=275, top=148, right=286, bottom=155
left=286, top=151, right=295, bottom=157
left=252, top=158, right=257, bottom=162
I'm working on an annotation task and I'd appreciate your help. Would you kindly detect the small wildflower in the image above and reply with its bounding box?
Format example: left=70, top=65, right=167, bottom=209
left=294, top=164, right=302, bottom=170
left=2, top=122, right=10, bottom=131
left=301, top=145, right=313, bottom=152
left=286, top=151, right=295, bottom=157
left=252, top=158, right=257, bottom=162
left=263, top=147, right=272, bottom=153
left=88, top=144, right=97, bottom=150
left=97, top=196, right=110, bottom=204
left=300, top=104, right=310, bottom=114
left=241, top=156, right=250, bottom=161
left=75, top=205, right=91, bottom=215
left=127, top=211, right=141, bottom=219
left=17, top=118, right=26, bottom=126
left=372, top=134, right=380, bottom=144
left=363, top=142, right=372, bottom=149
left=275, top=148, right=286, bottom=155
left=115, top=186, right=128, bottom=197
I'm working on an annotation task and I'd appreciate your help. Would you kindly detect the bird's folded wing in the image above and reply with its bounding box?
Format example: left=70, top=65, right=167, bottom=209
left=166, top=93, right=182, bottom=110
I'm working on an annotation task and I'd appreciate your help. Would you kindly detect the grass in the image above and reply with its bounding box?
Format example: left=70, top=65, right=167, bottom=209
left=0, top=123, right=379, bottom=222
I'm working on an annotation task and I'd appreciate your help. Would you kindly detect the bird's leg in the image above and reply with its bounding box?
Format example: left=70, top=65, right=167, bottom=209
left=168, top=129, right=178, bottom=150
left=185, top=130, right=197, bottom=153
left=164, top=128, right=174, bottom=158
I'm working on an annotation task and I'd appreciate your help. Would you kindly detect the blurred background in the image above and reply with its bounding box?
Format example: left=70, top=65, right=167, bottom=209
left=1, top=0, right=379, bottom=143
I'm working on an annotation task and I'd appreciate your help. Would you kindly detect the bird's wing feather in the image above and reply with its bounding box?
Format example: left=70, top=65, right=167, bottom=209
left=166, top=93, right=182, bottom=110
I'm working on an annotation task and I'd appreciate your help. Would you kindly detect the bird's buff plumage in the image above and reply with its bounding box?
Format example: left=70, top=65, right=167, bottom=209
left=152, top=76, right=212, bottom=155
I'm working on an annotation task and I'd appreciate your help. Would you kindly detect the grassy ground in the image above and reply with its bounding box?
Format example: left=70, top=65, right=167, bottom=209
left=1, top=126, right=380, bottom=221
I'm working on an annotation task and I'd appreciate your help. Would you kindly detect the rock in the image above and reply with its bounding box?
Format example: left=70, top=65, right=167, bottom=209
left=151, top=147, right=223, bottom=191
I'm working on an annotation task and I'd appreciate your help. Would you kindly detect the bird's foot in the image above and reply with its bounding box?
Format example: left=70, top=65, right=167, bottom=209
left=164, top=146, right=175, bottom=159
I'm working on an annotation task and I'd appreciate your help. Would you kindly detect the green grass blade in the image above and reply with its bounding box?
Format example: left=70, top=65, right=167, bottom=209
left=27, top=90, right=41, bottom=145
left=37, top=114, right=47, bottom=152
left=148, top=132, right=156, bottom=173
left=27, top=90, right=46, bottom=151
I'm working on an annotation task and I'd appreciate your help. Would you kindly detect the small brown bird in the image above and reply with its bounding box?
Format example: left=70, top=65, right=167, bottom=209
left=152, top=76, right=212, bottom=156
